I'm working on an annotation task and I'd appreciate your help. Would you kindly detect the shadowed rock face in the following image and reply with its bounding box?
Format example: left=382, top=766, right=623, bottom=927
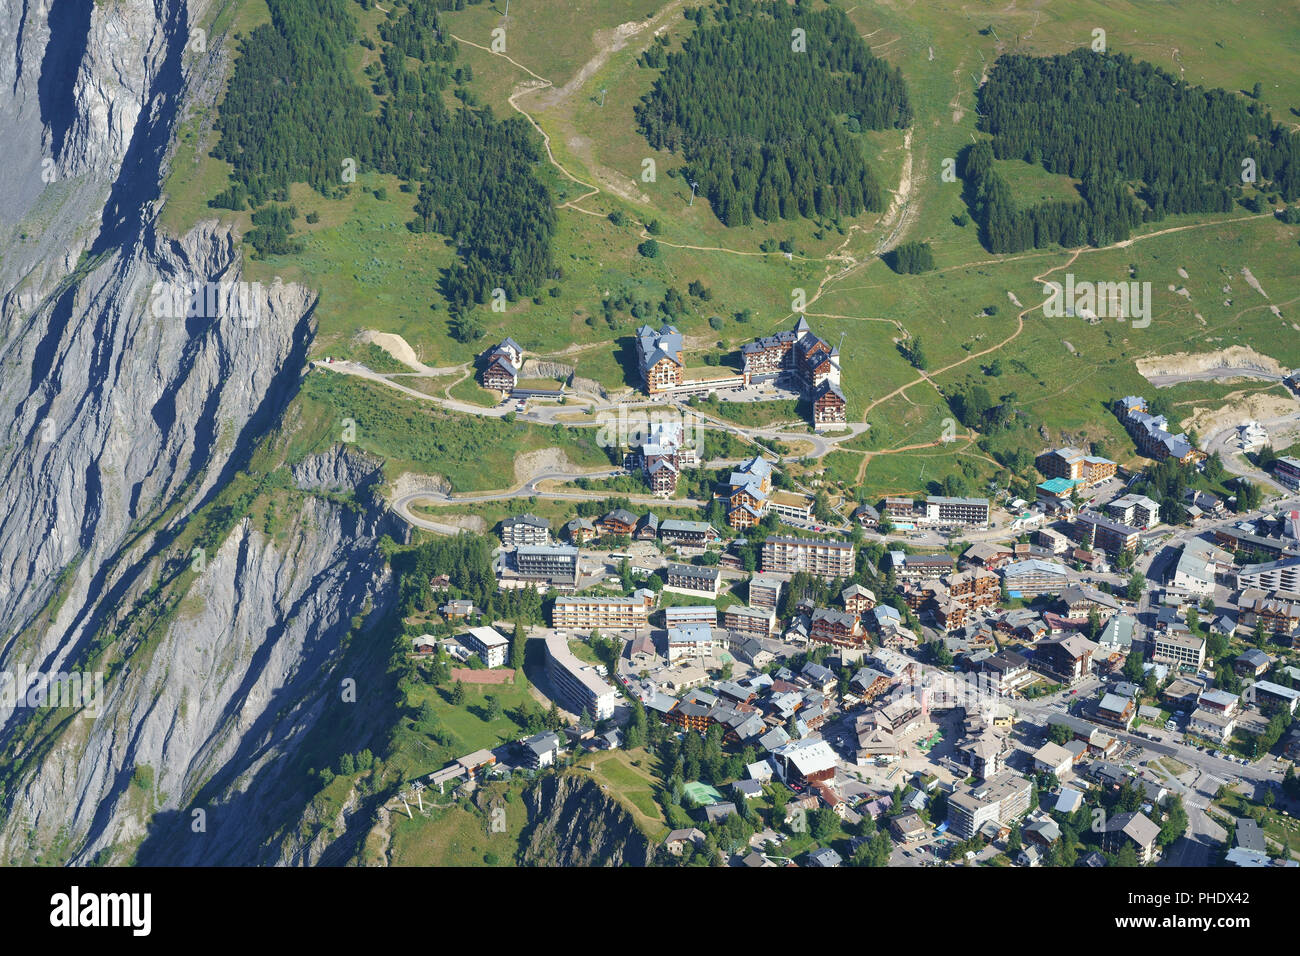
left=0, top=2, right=406, bottom=864
left=521, top=773, right=650, bottom=867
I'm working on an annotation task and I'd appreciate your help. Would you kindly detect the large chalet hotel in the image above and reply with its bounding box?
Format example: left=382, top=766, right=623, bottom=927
left=481, top=337, right=523, bottom=392
left=723, top=455, right=773, bottom=529
left=635, top=317, right=847, bottom=429
left=1035, top=447, right=1116, bottom=488
left=1114, top=396, right=1201, bottom=465
left=741, top=317, right=839, bottom=390
left=635, top=324, right=689, bottom=394
left=741, top=317, right=845, bottom=429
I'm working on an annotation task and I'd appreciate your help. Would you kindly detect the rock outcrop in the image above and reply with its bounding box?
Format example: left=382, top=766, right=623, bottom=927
left=520, top=773, right=649, bottom=867
left=0, top=1, right=406, bottom=864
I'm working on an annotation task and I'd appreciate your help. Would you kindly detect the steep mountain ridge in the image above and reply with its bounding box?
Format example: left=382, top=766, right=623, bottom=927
left=0, top=0, right=406, bottom=864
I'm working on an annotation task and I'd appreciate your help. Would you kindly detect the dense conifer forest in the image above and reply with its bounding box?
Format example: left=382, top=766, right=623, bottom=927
left=964, top=49, right=1300, bottom=253
left=211, top=0, right=554, bottom=311
left=635, top=0, right=911, bottom=227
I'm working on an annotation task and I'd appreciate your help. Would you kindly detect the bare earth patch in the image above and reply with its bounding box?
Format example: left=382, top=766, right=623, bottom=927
left=358, top=330, right=431, bottom=372
left=450, top=669, right=515, bottom=685
left=1180, top=390, right=1299, bottom=436
left=1240, top=267, right=1269, bottom=299
left=1136, top=345, right=1288, bottom=381
left=513, top=446, right=576, bottom=485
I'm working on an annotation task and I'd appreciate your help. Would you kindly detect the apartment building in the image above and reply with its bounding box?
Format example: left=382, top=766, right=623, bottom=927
left=923, top=496, right=990, bottom=528
left=644, top=454, right=679, bottom=497
left=665, top=562, right=720, bottom=598
left=946, top=568, right=1000, bottom=605
left=513, top=544, right=579, bottom=588
left=1274, top=456, right=1300, bottom=491
left=1106, top=494, right=1160, bottom=529
left=1037, top=527, right=1071, bottom=554
left=1073, top=511, right=1140, bottom=555
left=1115, top=397, right=1199, bottom=465
left=978, top=651, right=1034, bottom=695
left=1033, top=633, right=1098, bottom=684
left=1236, top=557, right=1300, bottom=593
left=552, top=594, right=650, bottom=631
left=1001, top=559, right=1069, bottom=597
left=895, top=553, right=955, bottom=580
left=500, top=513, right=550, bottom=548
left=722, top=604, right=775, bottom=638
left=809, top=607, right=865, bottom=649
left=1252, top=681, right=1300, bottom=716
left=884, top=497, right=920, bottom=521
left=1189, top=707, right=1237, bottom=744
left=1101, top=811, right=1162, bottom=865
left=665, top=608, right=717, bottom=639
left=659, top=519, right=720, bottom=548
left=563, top=517, right=597, bottom=545
left=1248, top=591, right=1300, bottom=636
left=599, top=508, right=638, bottom=537
left=666, top=622, right=721, bottom=661
left=480, top=337, right=522, bottom=392
left=749, top=573, right=786, bottom=610
left=1036, top=447, right=1118, bottom=488
left=1214, top=527, right=1295, bottom=560
left=739, top=316, right=840, bottom=391
left=723, top=456, right=774, bottom=530
left=639, top=419, right=693, bottom=498
left=761, top=536, right=855, bottom=579
left=812, top=382, right=847, bottom=429
left=1150, top=631, right=1206, bottom=671
left=841, top=583, right=877, bottom=617
left=947, top=771, right=1033, bottom=840
left=543, top=633, right=618, bottom=720
left=461, top=626, right=510, bottom=668
left=1169, top=538, right=1225, bottom=597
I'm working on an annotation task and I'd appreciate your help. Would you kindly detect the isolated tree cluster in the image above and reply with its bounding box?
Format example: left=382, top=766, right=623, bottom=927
left=213, top=0, right=554, bottom=306
left=636, top=0, right=911, bottom=227
left=963, top=49, right=1300, bottom=253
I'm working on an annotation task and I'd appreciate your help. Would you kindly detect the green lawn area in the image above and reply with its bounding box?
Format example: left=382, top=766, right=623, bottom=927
left=404, top=676, right=537, bottom=758
left=567, top=638, right=602, bottom=665
left=387, top=780, right=530, bottom=867
left=448, top=376, right=503, bottom=408
left=692, top=396, right=802, bottom=428
left=994, top=158, right=1083, bottom=207
left=294, top=371, right=610, bottom=488
left=1151, top=756, right=1191, bottom=778
left=582, top=748, right=669, bottom=838
left=1214, top=791, right=1300, bottom=857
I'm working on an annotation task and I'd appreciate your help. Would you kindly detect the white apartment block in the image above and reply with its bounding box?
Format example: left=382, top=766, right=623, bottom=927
left=761, top=536, right=855, bottom=579
left=552, top=594, right=650, bottom=631
left=462, top=626, right=510, bottom=668
left=1151, top=632, right=1206, bottom=671
left=543, top=633, right=618, bottom=720
left=1236, top=556, right=1300, bottom=593
left=923, top=496, right=990, bottom=527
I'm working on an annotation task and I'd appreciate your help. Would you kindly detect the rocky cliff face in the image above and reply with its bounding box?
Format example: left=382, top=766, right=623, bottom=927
left=0, top=1, right=406, bottom=864
left=520, top=773, right=650, bottom=867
